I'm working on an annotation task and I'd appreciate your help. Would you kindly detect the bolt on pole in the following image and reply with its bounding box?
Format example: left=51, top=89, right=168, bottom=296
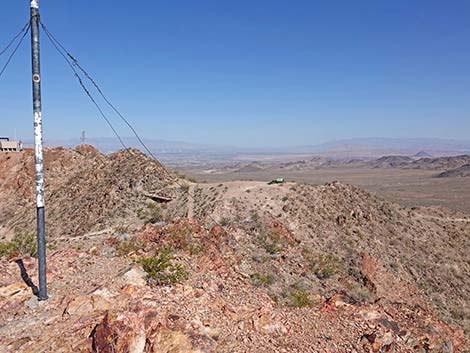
left=30, top=0, right=48, bottom=300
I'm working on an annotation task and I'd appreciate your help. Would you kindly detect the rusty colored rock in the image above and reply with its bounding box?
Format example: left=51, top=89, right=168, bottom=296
left=0, top=148, right=469, bottom=352
left=91, top=312, right=118, bottom=353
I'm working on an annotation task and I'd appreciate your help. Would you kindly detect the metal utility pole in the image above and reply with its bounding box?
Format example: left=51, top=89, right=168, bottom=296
left=30, top=0, right=48, bottom=300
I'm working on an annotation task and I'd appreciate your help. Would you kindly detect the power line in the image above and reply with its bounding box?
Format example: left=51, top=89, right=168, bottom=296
left=0, top=23, right=31, bottom=79
left=39, top=23, right=171, bottom=173
left=39, top=20, right=168, bottom=171
left=39, top=19, right=236, bottom=237
left=39, top=22, right=128, bottom=151
left=0, top=21, right=30, bottom=58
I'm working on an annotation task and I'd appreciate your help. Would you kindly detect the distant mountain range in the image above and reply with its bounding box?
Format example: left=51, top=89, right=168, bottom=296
left=195, top=153, right=470, bottom=181
left=414, top=151, right=433, bottom=158
left=20, top=136, right=470, bottom=164
left=366, top=154, right=470, bottom=170
left=294, top=138, right=470, bottom=158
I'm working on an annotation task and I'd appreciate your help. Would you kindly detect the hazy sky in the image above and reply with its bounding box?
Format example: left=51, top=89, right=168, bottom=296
left=1, top=1, right=469, bottom=147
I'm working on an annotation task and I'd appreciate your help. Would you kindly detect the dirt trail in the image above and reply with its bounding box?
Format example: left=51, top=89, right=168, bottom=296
left=1, top=147, right=469, bottom=352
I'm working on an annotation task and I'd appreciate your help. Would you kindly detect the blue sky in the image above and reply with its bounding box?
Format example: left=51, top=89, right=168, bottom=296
left=1, top=0, right=470, bottom=147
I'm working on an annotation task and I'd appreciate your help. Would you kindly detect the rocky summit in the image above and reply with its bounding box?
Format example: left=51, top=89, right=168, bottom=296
left=0, top=146, right=468, bottom=352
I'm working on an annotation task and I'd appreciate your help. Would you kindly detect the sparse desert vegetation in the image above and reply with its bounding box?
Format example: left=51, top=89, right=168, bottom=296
left=137, top=248, right=189, bottom=285
left=0, top=147, right=468, bottom=352
left=0, top=232, right=37, bottom=258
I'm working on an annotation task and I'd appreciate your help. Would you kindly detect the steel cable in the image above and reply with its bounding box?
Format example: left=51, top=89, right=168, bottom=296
left=0, top=23, right=31, bottom=79
left=40, top=21, right=158, bottom=162
left=40, top=22, right=128, bottom=151
left=0, top=21, right=30, bottom=58
left=39, top=20, right=235, bottom=234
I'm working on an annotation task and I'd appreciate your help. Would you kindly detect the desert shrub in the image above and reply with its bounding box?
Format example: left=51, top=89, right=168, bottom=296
left=347, top=283, right=372, bottom=303
left=258, top=229, right=284, bottom=254
left=173, top=171, right=187, bottom=179
left=287, top=289, right=312, bottom=308
left=137, top=248, right=189, bottom=285
left=47, top=241, right=58, bottom=252
left=0, top=238, right=13, bottom=256
left=0, top=242, right=13, bottom=258
left=180, top=184, right=190, bottom=193
left=165, top=224, right=201, bottom=254
left=250, top=211, right=260, bottom=223
left=303, top=249, right=344, bottom=279
left=116, top=238, right=146, bottom=256
left=187, top=244, right=202, bottom=256
left=220, top=217, right=232, bottom=227
left=137, top=203, right=164, bottom=224
left=0, top=232, right=37, bottom=258
left=146, top=203, right=163, bottom=224
left=251, top=272, right=275, bottom=287
left=136, top=207, right=145, bottom=219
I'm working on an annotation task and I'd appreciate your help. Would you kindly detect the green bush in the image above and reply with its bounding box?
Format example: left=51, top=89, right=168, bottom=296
left=0, top=242, right=12, bottom=258
left=116, top=238, right=146, bottom=256
left=136, top=207, right=145, bottom=219
left=288, top=289, right=312, bottom=308
left=303, top=249, right=344, bottom=279
left=251, top=272, right=275, bottom=287
left=137, top=203, right=164, bottom=224
left=137, top=248, right=189, bottom=285
left=146, top=203, right=163, bottom=224
left=0, top=232, right=38, bottom=258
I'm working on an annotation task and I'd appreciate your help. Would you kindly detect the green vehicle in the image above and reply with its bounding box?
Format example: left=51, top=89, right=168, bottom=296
left=268, top=178, right=285, bottom=185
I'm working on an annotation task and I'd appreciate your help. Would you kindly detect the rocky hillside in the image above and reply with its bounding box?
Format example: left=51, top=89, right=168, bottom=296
left=0, top=145, right=178, bottom=241
left=407, top=155, right=470, bottom=170
left=367, top=156, right=413, bottom=168
left=437, top=164, right=470, bottom=178
left=189, top=181, right=470, bottom=334
left=207, top=154, right=470, bottom=174
left=0, top=147, right=469, bottom=352
left=363, top=154, right=470, bottom=170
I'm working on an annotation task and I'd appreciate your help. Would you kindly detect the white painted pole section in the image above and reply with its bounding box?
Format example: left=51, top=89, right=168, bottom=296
left=33, top=111, right=45, bottom=208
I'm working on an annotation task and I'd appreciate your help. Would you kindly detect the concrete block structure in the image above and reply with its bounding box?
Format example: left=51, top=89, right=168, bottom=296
left=0, top=138, right=22, bottom=152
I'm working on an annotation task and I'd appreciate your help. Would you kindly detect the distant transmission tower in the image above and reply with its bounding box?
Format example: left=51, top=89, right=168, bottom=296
left=80, top=130, right=86, bottom=143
